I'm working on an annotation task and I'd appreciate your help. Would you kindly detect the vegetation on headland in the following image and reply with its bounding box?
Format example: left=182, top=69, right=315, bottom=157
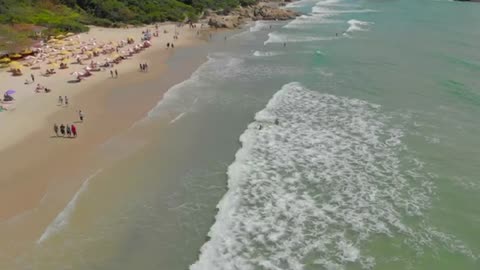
left=0, top=0, right=260, bottom=52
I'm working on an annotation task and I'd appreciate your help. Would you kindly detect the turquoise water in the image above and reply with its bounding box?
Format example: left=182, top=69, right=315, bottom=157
left=25, top=0, right=480, bottom=269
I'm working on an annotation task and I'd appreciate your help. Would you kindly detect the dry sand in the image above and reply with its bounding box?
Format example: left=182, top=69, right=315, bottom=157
left=0, top=23, right=215, bottom=268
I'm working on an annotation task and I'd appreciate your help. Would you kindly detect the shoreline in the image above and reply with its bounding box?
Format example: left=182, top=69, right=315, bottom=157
left=0, top=24, right=218, bottom=266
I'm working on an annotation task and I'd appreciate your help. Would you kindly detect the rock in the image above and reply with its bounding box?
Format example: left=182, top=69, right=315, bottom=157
left=208, top=15, right=241, bottom=29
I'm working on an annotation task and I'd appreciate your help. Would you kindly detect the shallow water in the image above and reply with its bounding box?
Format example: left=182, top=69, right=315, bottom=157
left=21, top=0, right=480, bottom=269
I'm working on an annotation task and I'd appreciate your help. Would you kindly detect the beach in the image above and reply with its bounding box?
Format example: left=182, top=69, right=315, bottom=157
left=1, top=0, right=480, bottom=269
left=0, top=23, right=213, bottom=267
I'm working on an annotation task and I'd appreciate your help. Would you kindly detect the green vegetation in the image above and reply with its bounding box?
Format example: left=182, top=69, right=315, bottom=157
left=0, top=0, right=261, bottom=51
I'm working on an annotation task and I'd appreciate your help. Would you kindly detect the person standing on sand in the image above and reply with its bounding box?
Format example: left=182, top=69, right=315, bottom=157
left=71, top=124, right=77, bottom=137
left=64, top=96, right=69, bottom=106
left=54, top=123, right=59, bottom=137
left=31, top=74, right=35, bottom=82
left=66, top=125, right=71, bottom=137
left=110, top=70, right=114, bottom=78
left=115, top=69, right=118, bottom=78
left=60, top=124, right=65, bottom=137
left=58, top=96, right=63, bottom=105
left=79, top=110, right=84, bottom=122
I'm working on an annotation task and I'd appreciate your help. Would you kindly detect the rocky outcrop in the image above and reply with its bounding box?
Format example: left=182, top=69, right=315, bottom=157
left=206, top=1, right=300, bottom=29
left=208, top=15, right=242, bottom=29
left=249, top=5, right=299, bottom=21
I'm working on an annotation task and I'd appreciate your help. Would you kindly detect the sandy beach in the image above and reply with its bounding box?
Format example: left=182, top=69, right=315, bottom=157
left=0, top=23, right=214, bottom=267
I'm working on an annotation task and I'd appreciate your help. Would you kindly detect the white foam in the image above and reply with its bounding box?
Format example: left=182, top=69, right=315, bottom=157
left=264, top=32, right=335, bottom=44
left=283, top=14, right=342, bottom=29
left=346, top=19, right=372, bottom=33
left=37, top=169, right=102, bottom=244
left=190, top=82, right=444, bottom=269
left=312, top=6, right=377, bottom=15
left=285, top=0, right=320, bottom=7
left=169, top=112, right=187, bottom=124
left=253, top=51, right=284, bottom=57
left=250, top=21, right=268, bottom=32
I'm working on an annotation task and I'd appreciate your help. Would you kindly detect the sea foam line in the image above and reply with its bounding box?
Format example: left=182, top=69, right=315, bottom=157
left=37, top=169, right=103, bottom=244
left=190, top=82, right=476, bottom=269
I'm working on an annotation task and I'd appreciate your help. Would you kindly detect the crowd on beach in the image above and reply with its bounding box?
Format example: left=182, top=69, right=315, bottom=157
left=0, top=22, right=209, bottom=144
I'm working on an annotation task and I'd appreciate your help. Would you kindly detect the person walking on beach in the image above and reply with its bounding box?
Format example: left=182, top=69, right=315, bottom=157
left=71, top=124, right=77, bottom=137
left=110, top=70, right=114, bottom=78
left=115, top=69, right=118, bottom=78
left=58, top=96, right=63, bottom=105
left=66, top=125, right=71, bottom=137
left=167, top=42, right=170, bottom=48
left=53, top=123, right=59, bottom=137
left=79, top=110, right=84, bottom=122
left=60, top=124, right=65, bottom=137
left=31, top=74, right=35, bottom=82
left=64, top=96, right=69, bottom=106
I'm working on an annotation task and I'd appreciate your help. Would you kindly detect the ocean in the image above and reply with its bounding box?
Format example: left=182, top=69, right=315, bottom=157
left=23, top=0, right=480, bottom=269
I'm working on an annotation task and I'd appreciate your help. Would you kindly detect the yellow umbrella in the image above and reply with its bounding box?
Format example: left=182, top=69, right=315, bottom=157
left=66, top=32, right=75, bottom=37
left=49, top=62, right=58, bottom=69
left=0, top=57, right=11, bottom=63
left=9, top=53, right=22, bottom=59
left=60, top=50, right=70, bottom=55
left=9, top=61, right=22, bottom=69
left=56, top=34, right=66, bottom=39
left=20, top=49, right=33, bottom=55
left=48, top=39, right=59, bottom=43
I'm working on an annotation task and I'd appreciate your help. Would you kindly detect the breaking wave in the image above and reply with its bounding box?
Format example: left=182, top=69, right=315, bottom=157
left=191, top=82, right=474, bottom=269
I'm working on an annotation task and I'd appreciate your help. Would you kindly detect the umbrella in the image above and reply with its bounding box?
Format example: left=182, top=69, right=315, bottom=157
left=9, top=53, right=22, bottom=59
left=20, top=49, right=33, bottom=55
left=9, top=61, right=22, bottom=69
left=66, top=32, right=75, bottom=37
left=56, top=34, right=66, bottom=39
left=5, top=90, right=16, bottom=95
left=48, top=39, right=59, bottom=43
left=0, top=57, right=11, bottom=63
left=49, top=63, right=58, bottom=69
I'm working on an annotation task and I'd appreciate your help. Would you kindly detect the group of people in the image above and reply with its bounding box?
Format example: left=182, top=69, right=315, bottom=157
left=140, top=63, right=149, bottom=72
left=53, top=123, right=77, bottom=137
left=109, top=69, right=119, bottom=78
left=58, top=95, right=69, bottom=106
left=166, top=43, right=175, bottom=48
left=52, top=110, right=84, bottom=138
left=35, top=84, right=51, bottom=93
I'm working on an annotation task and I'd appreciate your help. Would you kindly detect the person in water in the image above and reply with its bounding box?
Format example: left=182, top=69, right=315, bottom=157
left=274, top=118, right=279, bottom=125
